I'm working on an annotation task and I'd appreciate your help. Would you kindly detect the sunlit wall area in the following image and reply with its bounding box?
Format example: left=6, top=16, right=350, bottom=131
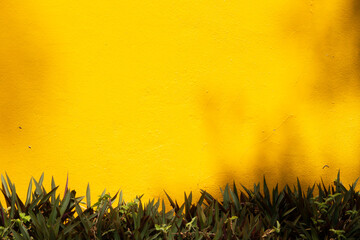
left=0, top=0, right=360, bottom=201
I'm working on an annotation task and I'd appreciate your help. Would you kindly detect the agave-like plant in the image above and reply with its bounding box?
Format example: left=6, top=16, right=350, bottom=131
left=0, top=171, right=360, bottom=239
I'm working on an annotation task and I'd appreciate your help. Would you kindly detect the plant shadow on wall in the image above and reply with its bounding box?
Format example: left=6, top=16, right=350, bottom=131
left=259, top=0, right=360, bottom=183
left=0, top=3, right=49, bottom=148
left=350, top=0, right=360, bottom=174
left=309, top=0, right=360, bottom=174
left=199, top=90, right=305, bottom=191
left=199, top=0, right=360, bottom=192
left=199, top=91, right=244, bottom=188
left=311, top=0, right=360, bottom=99
left=255, top=116, right=303, bottom=188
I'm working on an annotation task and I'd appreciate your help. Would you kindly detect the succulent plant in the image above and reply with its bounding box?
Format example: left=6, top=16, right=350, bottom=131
left=0, top=171, right=359, bottom=239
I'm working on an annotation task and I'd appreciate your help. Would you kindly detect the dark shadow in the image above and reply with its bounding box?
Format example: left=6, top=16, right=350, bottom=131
left=312, top=0, right=360, bottom=100
left=198, top=0, right=360, bottom=196
left=312, top=0, right=360, bottom=175
left=278, top=120, right=300, bottom=187
left=352, top=0, right=360, bottom=175
left=350, top=0, right=360, bottom=70
left=251, top=116, right=307, bottom=190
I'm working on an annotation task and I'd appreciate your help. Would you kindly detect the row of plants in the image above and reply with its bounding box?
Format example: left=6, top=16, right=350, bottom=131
left=0, top=172, right=359, bottom=239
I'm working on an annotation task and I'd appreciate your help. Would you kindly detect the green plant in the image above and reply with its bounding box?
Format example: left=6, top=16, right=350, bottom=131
left=0, top=171, right=360, bottom=239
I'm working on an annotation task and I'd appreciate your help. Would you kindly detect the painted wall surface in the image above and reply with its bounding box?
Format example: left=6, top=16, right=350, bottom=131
left=1, top=1, right=360, bottom=202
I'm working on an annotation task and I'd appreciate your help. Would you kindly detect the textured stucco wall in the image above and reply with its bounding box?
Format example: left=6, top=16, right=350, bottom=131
left=1, top=1, right=360, bottom=201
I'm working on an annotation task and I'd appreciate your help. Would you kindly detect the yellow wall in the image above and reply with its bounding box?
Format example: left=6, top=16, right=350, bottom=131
left=1, top=0, right=360, bottom=202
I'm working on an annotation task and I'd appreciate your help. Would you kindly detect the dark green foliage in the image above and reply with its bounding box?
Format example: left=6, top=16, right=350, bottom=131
left=0, top=172, right=360, bottom=239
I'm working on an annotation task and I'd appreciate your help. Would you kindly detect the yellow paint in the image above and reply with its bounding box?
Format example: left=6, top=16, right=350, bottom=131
left=1, top=0, right=360, bottom=202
